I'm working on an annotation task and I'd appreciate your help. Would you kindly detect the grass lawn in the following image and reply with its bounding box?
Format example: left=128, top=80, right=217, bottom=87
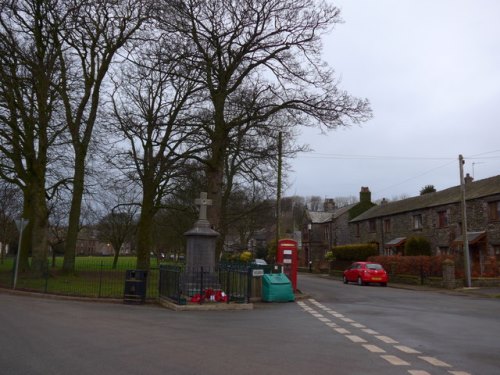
left=0, top=256, right=164, bottom=299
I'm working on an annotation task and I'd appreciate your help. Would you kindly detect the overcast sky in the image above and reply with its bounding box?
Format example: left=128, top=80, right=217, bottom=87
left=287, top=0, right=500, bottom=202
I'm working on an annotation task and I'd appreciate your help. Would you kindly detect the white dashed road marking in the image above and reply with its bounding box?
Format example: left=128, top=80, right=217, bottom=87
left=345, top=335, right=367, bottom=343
left=362, top=344, right=386, bottom=353
left=419, top=356, right=452, bottom=367
left=376, top=335, right=399, bottom=344
left=395, top=345, right=421, bottom=354
left=381, top=355, right=410, bottom=366
left=301, top=299, right=471, bottom=374
left=340, top=317, right=355, bottom=323
left=334, top=328, right=351, bottom=334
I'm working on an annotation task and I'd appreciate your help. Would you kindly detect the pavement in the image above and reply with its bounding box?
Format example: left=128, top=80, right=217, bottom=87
left=390, top=282, right=500, bottom=298
left=315, top=273, right=500, bottom=299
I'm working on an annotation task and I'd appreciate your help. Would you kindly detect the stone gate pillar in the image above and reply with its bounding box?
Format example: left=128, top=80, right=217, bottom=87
left=442, top=259, right=456, bottom=289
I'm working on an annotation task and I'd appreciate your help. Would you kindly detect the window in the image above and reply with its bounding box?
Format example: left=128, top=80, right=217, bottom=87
left=489, top=201, right=500, bottom=221
left=369, top=219, right=376, bottom=232
left=383, top=219, right=391, bottom=233
left=438, top=210, right=449, bottom=228
left=412, top=214, right=423, bottom=230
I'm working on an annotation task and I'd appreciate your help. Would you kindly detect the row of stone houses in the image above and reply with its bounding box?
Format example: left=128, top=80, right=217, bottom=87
left=302, top=175, right=500, bottom=273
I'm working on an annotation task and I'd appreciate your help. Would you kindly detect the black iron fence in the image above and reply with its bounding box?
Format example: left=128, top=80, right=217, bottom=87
left=0, top=256, right=162, bottom=299
left=0, top=257, right=277, bottom=303
left=159, top=262, right=273, bottom=305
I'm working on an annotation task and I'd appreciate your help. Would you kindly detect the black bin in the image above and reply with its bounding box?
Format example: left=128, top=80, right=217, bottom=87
left=124, top=270, right=148, bottom=304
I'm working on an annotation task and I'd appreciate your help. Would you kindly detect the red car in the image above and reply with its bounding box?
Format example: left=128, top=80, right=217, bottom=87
left=343, top=262, right=388, bottom=286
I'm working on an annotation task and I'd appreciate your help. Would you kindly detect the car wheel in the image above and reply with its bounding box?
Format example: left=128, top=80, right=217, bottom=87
left=381, top=283, right=387, bottom=287
left=343, top=276, right=348, bottom=284
left=357, top=277, right=364, bottom=286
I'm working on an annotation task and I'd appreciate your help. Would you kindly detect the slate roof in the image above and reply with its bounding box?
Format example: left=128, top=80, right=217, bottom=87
left=350, top=175, right=500, bottom=222
left=307, top=203, right=356, bottom=224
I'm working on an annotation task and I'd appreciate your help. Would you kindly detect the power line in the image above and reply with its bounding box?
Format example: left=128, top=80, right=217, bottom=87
left=374, top=160, right=456, bottom=195
left=296, top=150, right=500, bottom=161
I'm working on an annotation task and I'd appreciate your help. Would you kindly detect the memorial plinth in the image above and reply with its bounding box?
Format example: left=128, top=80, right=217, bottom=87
left=181, top=192, right=220, bottom=295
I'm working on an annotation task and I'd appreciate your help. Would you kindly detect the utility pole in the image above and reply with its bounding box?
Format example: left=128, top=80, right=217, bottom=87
left=275, top=132, right=283, bottom=251
left=459, top=154, right=472, bottom=287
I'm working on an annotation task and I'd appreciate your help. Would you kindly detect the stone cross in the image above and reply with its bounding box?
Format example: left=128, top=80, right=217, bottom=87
left=195, top=192, right=212, bottom=221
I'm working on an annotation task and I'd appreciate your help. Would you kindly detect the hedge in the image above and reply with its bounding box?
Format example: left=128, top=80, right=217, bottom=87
left=331, top=243, right=378, bottom=262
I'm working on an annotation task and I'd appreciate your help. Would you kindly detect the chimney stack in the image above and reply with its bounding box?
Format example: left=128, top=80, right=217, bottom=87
left=464, top=173, right=474, bottom=184
left=360, top=187, right=371, bottom=204
left=323, top=198, right=335, bottom=212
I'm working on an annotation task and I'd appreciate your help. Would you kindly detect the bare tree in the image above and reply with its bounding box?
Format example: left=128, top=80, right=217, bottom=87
left=108, top=37, right=203, bottom=269
left=155, top=0, right=372, bottom=253
left=0, top=0, right=66, bottom=272
left=53, top=0, right=151, bottom=272
left=97, top=209, right=137, bottom=269
left=308, top=196, right=323, bottom=211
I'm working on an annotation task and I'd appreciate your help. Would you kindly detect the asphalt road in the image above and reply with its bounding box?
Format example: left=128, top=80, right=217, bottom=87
left=1, top=275, right=499, bottom=375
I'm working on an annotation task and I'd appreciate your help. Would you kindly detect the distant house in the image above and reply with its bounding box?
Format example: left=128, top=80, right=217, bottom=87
left=349, top=175, right=500, bottom=274
left=302, top=188, right=375, bottom=267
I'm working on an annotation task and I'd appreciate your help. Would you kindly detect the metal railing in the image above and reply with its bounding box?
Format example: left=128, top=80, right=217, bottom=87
left=159, top=262, right=273, bottom=305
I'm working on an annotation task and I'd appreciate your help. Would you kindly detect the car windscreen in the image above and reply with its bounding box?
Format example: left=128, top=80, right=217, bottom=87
left=366, top=264, right=383, bottom=270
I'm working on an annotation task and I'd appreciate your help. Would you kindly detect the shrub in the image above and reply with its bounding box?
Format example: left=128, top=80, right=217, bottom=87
left=368, top=255, right=454, bottom=276
left=405, top=236, right=431, bottom=256
left=331, top=243, right=378, bottom=262
left=239, top=251, right=253, bottom=263
left=324, top=251, right=335, bottom=261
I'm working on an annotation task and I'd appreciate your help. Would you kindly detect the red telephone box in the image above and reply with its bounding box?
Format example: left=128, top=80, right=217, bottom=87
left=277, top=239, right=298, bottom=291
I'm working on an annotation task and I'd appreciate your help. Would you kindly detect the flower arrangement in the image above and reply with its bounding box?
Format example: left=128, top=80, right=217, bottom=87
left=189, top=288, right=228, bottom=303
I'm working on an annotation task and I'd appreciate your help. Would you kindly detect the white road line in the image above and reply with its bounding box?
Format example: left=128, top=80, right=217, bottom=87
left=299, top=302, right=465, bottom=374
left=376, top=335, right=399, bottom=344
left=381, top=355, right=410, bottom=366
left=346, top=335, right=367, bottom=343
left=334, top=328, right=351, bottom=334
left=418, top=356, right=452, bottom=367
left=340, top=317, right=355, bottom=323
left=395, top=345, right=421, bottom=354
left=362, top=344, right=386, bottom=353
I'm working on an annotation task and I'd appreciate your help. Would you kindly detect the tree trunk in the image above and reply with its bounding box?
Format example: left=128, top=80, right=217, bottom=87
left=63, top=152, right=86, bottom=273
left=136, top=186, right=156, bottom=270
left=112, top=250, right=119, bottom=270
left=30, top=182, right=49, bottom=274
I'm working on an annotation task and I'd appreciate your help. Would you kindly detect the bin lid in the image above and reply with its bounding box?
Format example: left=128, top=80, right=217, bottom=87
left=262, top=273, right=291, bottom=285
